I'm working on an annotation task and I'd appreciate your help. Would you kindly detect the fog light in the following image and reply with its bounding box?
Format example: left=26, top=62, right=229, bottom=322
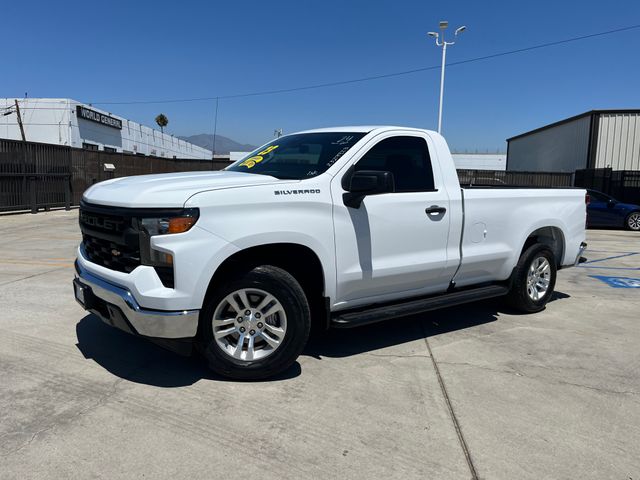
left=151, top=249, right=173, bottom=265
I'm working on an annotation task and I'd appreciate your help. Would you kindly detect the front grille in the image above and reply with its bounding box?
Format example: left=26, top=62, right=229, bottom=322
left=82, top=234, right=140, bottom=273
left=79, top=204, right=141, bottom=273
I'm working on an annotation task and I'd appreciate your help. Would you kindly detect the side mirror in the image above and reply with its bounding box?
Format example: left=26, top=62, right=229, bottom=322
left=608, top=199, right=617, bottom=208
left=343, top=170, right=395, bottom=208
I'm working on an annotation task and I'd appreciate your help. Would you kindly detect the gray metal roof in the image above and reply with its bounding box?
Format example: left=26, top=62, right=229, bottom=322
left=507, top=109, right=640, bottom=142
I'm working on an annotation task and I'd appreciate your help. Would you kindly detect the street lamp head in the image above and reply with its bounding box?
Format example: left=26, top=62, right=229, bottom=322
left=427, top=31, right=439, bottom=38
left=455, top=25, right=467, bottom=36
left=439, top=20, right=449, bottom=30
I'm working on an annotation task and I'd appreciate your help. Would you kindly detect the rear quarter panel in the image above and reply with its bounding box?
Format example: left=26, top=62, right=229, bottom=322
left=454, top=188, right=586, bottom=287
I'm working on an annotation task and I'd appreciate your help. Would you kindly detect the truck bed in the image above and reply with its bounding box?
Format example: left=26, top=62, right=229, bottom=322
left=452, top=187, right=586, bottom=288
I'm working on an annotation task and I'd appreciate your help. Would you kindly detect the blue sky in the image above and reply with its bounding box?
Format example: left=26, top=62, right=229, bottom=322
left=3, top=0, right=640, bottom=151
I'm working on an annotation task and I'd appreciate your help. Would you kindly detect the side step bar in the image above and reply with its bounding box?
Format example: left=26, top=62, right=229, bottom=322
left=331, top=284, right=509, bottom=329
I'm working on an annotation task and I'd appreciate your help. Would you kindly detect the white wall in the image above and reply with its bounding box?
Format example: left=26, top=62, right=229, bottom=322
left=0, top=98, right=73, bottom=146
left=229, top=151, right=251, bottom=162
left=595, top=113, right=640, bottom=170
left=0, top=98, right=212, bottom=160
left=452, top=153, right=506, bottom=171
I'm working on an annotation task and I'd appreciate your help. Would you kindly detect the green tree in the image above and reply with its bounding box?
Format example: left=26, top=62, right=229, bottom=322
left=155, top=113, right=168, bottom=133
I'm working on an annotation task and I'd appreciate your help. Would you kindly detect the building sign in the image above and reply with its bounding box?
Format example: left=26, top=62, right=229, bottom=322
left=76, top=105, right=122, bottom=130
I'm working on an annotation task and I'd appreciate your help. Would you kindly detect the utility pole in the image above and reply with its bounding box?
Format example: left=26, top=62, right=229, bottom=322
left=14, top=100, right=26, bottom=142
left=212, top=97, right=219, bottom=165
left=274, top=128, right=283, bottom=138
left=427, top=21, right=466, bottom=134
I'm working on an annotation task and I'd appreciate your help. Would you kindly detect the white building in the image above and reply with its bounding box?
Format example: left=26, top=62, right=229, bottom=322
left=229, top=151, right=251, bottom=162
left=452, top=153, right=506, bottom=171
left=0, top=98, right=212, bottom=159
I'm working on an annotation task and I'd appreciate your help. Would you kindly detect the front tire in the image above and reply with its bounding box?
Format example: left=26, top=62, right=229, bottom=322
left=626, top=211, right=640, bottom=231
left=505, top=244, right=557, bottom=313
left=199, top=265, right=311, bottom=380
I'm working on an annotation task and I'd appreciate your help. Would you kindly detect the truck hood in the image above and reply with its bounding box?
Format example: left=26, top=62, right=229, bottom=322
left=82, top=171, right=283, bottom=208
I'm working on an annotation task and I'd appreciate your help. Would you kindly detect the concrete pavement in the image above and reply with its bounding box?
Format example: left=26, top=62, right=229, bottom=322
left=1, top=210, right=638, bottom=479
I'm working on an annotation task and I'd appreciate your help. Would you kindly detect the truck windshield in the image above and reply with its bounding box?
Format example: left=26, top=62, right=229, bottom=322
left=226, top=132, right=366, bottom=179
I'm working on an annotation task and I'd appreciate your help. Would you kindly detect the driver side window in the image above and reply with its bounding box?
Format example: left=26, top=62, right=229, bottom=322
left=354, top=136, right=435, bottom=192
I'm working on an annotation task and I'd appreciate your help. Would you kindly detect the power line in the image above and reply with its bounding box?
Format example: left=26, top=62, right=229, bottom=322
left=82, top=23, right=640, bottom=106
left=1, top=122, right=211, bottom=157
left=4, top=107, right=75, bottom=110
left=1, top=106, right=193, bottom=140
left=445, top=23, right=640, bottom=67
left=4, top=22, right=639, bottom=109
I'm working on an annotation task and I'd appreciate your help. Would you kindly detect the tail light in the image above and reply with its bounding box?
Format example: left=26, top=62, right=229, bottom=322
left=585, top=192, right=590, bottom=228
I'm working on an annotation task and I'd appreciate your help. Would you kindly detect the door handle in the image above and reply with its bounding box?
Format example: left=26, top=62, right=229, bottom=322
left=425, top=205, right=446, bottom=215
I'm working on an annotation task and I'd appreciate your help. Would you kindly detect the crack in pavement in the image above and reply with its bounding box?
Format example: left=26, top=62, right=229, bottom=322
left=420, top=322, right=480, bottom=480
left=0, top=266, right=69, bottom=287
left=366, top=353, right=431, bottom=359
left=0, top=335, right=195, bottom=460
left=1, top=376, right=124, bottom=458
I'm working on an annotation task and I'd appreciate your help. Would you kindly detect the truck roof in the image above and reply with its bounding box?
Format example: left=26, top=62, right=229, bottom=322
left=295, top=126, right=437, bottom=135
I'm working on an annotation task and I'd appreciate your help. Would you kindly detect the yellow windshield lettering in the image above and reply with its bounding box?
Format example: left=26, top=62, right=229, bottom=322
left=239, top=145, right=279, bottom=168
left=258, top=145, right=279, bottom=156
left=239, top=155, right=265, bottom=168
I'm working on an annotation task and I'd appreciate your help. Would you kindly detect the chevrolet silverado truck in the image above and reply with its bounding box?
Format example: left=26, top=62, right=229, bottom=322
left=73, top=126, right=588, bottom=380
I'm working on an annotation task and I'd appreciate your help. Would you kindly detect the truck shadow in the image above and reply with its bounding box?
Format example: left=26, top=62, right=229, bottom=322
left=75, top=291, right=569, bottom=386
left=305, top=299, right=498, bottom=359
left=305, top=291, right=570, bottom=358
left=75, top=314, right=301, bottom=387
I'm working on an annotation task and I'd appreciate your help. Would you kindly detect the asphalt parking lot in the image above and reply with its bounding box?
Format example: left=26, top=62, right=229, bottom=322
left=1, top=210, right=639, bottom=479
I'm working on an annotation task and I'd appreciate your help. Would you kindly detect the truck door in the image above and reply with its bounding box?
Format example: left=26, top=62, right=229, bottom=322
left=331, top=132, right=455, bottom=309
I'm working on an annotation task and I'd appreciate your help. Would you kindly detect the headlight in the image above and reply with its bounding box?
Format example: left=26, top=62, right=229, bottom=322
left=139, top=208, right=199, bottom=236
left=136, top=208, right=199, bottom=288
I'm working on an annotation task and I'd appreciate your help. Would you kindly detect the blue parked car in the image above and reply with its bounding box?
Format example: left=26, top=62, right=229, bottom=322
left=587, top=189, right=640, bottom=231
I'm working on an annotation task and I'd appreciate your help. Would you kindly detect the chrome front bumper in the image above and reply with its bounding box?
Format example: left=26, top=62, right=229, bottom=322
left=574, top=242, right=588, bottom=266
left=74, top=261, right=199, bottom=339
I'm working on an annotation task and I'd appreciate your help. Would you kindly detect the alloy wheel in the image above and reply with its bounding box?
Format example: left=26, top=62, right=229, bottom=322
left=526, top=257, right=551, bottom=301
left=212, top=288, right=287, bottom=361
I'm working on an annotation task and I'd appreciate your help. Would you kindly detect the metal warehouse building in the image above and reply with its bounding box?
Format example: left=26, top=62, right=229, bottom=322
left=451, top=153, right=506, bottom=171
left=0, top=98, right=212, bottom=160
left=507, top=110, right=640, bottom=172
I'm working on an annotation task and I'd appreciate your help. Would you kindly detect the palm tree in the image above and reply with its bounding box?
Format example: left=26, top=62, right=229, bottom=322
left=155, top=113, right=168, bottom=133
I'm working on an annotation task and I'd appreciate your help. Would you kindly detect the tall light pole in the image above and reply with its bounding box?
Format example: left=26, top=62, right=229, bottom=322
left=428, top=21, right=466, bottom=134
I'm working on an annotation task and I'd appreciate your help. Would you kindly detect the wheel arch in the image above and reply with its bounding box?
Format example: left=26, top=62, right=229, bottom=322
left=520, top=226, right=566, bottom=267
left=202, top=242, right=329, bottom=330
left=624, top=210, right=640, bottom=230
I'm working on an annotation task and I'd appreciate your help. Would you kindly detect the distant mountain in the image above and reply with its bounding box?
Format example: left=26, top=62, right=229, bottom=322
left=179, top=134, right=256, bottom=155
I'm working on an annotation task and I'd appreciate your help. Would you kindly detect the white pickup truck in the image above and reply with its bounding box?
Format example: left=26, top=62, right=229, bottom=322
left=73, top=126, right=587, bottom=379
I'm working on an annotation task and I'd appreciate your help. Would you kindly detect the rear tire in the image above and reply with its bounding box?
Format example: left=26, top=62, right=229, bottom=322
left=626, top=211, right=640, bottom=231
left=505, top=244, right=556, bottom=313
left=199, top=265, right=311, bottom=380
